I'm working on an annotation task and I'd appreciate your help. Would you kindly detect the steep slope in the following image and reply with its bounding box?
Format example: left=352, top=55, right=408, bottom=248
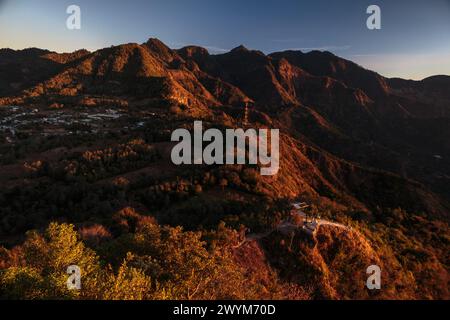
left=388, top=75, right=450, bottom=118
left=0, top=48, right=89, bottom=97
left=186, top=45, right=299, bottom=106
left=270, top=50, right=389, bottom=100
left=4, top=42, right=224, bottom=113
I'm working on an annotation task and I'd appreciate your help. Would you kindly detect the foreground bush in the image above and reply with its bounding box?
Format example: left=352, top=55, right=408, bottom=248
left=0, top=221, right=275, bottom=300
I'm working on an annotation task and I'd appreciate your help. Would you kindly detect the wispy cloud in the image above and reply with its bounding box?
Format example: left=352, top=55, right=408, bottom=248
left=168, top=41, right=229, bottom=54
left=350, top=54, right=379, bottom=58
left=202, top=46, right=229, bottom=54
left=271, top=38, right=306, bottom=43
left=287, top=45, right=351, bottom=52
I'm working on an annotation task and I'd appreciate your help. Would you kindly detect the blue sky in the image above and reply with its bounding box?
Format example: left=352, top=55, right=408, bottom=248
left=1, top=0, right=449, bottom=79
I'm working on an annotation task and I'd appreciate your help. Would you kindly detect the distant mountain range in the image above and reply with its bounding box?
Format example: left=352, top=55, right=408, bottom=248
left=1, top=38, right=450, bottom=116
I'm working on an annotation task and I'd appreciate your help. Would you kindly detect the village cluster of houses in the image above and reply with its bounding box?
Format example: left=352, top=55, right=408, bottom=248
left=0, top=106, right=155, bottom=143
